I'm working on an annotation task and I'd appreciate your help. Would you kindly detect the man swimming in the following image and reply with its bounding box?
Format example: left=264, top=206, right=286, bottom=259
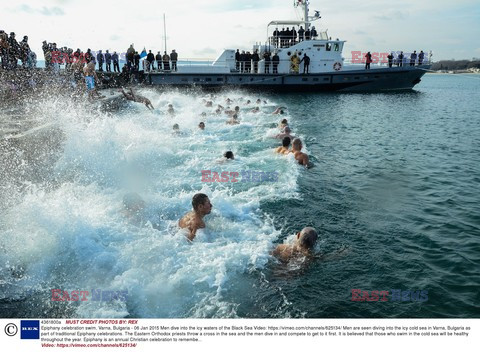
left=272, top=107, right=286, bottom=115
left=226, top=113, right=240, bottom=125
left=225, top=106, right=240, bottom=117
left=279, top=118, right=288, bottom=129
left=119, top=88, right=154, bottom=110
left=275, top=126, right=295, bottom=140
left=178, top=193, right=213, bottom=241
left=275, top=136, right=291, bottom=155
left=167, top=104, right=175, bottom=115
left=272, top=227, right=318, bottom=262
left=216, top=151, right=234, bottom=164
left=292, top=138, right=309, bottom=167
left=198, top=122, right=205, bottom=130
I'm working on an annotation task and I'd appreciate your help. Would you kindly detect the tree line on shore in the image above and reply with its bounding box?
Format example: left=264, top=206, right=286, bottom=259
left=431, top=59, right=480, bottom=71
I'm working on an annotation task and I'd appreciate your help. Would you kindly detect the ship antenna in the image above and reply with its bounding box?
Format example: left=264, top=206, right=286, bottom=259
left=295, top=0, right=310, bottom=30
left=163, top=13, right=167, bottom=53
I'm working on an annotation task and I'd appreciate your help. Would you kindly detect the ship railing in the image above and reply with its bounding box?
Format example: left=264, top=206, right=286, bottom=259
left=342, top=57, right=432, bottom=67
left=266, top=36, right=323, bottom=50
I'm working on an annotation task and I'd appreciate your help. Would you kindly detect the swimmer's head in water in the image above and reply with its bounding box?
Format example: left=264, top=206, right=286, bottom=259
left=292, top=138, right=302, bottom=150
left=297, top=227, right=318, bottom=249
left=199, top=122, right=205, bottom=129
left=281, top=118, right=288, bottom=125
left=123, top=193, right=146, bottom=212
left=284, top=126, right=291, bottom=133
left=282, top=136, right=291, bottom=148
left=232, top=114, right=238, bottom=120
left=192, top=193, right=212, bottom=214
left=224, top=151, right=234, bottom=159
left=173, top=123, right=179, bottom=130
left=279, top=110, right=284, bottom=115
left=234, top=106, right=240, bottom=112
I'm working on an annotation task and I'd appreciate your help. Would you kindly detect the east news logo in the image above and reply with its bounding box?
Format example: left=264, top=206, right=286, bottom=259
left=20, top=320, right=40, bottom=339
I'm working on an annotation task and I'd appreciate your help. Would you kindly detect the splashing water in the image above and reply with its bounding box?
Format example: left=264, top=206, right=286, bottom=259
left=0, top=88, right=303, bottom=318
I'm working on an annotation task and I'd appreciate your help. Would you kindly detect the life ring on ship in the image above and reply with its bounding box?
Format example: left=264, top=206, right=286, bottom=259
left=333, top=62, right=342, bottom=71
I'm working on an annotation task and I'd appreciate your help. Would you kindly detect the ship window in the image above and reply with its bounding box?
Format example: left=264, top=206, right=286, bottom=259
left=313, top=78, right=319, bottom=81
left=193, top=78, right=200, bottom=82
left=302, top=78, right=308, bottom=81
left=250, top=78, right=254, bottom=81
left=354, top=77, right=360, bottom=80
left=239, top=78, right=243, bottom=81
left=326, top=43, right=331, bottom=51
left=334, top=43, right=339, bottom=51
left=181, top=78, right=188, bottom=82
left=206, top=78, right=212, bottom=82
left=217, top=77, right=223, bottom=81
left=323, top=77, right=329, bottom=81
left=287, top=51, right=291, bottom=56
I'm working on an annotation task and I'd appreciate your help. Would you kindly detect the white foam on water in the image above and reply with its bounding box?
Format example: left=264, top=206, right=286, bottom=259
left=0, top=89, right=304, bottom=317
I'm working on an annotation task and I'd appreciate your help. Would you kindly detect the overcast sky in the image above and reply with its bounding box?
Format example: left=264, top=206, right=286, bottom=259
left=1, top=0, right=479, bottom=61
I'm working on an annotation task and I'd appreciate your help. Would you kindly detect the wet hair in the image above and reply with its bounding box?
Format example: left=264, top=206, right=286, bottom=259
left=192, top=193, right=209, bottom=211
left=292, top=138, right=302, bottom=150
left=173, top=123, right=179, bottom=130
left=234, top=106, right=240, bottom=111
left=199, top=122, right=205, bottom=128
left=298, top=227, right=318, bottom=249
left=281, top=119, right=288, bottom=124
left=282, top=136, right=291, bottom=148
left=224, top=151, right=234, bottom=159
left=279, top=110, right=284, bottom=115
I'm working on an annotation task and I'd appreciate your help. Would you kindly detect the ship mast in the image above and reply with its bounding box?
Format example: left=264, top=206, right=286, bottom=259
left=295, top=0, right=310, bottom=30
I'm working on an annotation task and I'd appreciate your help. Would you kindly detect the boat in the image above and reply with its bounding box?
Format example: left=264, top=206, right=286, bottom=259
left=146, top=0, right=430, bottom=92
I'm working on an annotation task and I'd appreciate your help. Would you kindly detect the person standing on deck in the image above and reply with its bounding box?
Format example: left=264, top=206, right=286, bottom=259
left=235, top=49, right=240, bottom=71
left=170, top=49, right=178, bottom=71
left=263, top=51, right=271, bottom=73
left=410, top=50, right=417, bottom=66
left=156, top=51, right=162, bottom=71
left=252, top=50, right=260, bottom=73
left=146, top=50, right=155, bottom=71
left=298, top=26, right=305, bottom=42
left=387, top=52, right=394, bottom=68
left=299, top=53, right=310, bottom=74
left=162, top=51, right=170, bottom=71
left=398, top=51, right=404, bottom=67
left=365, top=51, right=372, bottom=69
left=418, top=50, right=424, bottom=65
left=272, top=52, right=280, bottom=74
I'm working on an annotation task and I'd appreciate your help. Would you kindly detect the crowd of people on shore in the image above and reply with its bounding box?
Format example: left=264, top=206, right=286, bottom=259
left=0, top=30, right=37, bottom=70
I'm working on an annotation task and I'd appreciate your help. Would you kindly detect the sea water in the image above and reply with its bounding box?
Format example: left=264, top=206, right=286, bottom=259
left=0, top=73, right=479, bottom=318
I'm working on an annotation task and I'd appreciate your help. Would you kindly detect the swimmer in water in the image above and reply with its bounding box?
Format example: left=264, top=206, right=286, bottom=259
left=292, top=138, right=309, bottom=167
left=275, top=136, right=292, bottom=155
left=225, top=106, right=240, bottom=117
left=251, top=106, right=260, bottom=113
left=279, top=118, right=288, bottom=129
left=216, top=151, right=235, bottom=164
left=275, top=126, right=295, bottom=140
left=205, top=100, right=213, bottom=107
left=119, top=88, right=154, bottom=110
left=226, top=113, right=240, bottom=125
left=178, top=193, right=213, bottom=241
left=272, top=107, right=287, bottom=115
left=272, top=227, right=318, bottom=262
left=198, top=121, right=205, bottom=130
left=167, top=104, right=175, bottom=116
